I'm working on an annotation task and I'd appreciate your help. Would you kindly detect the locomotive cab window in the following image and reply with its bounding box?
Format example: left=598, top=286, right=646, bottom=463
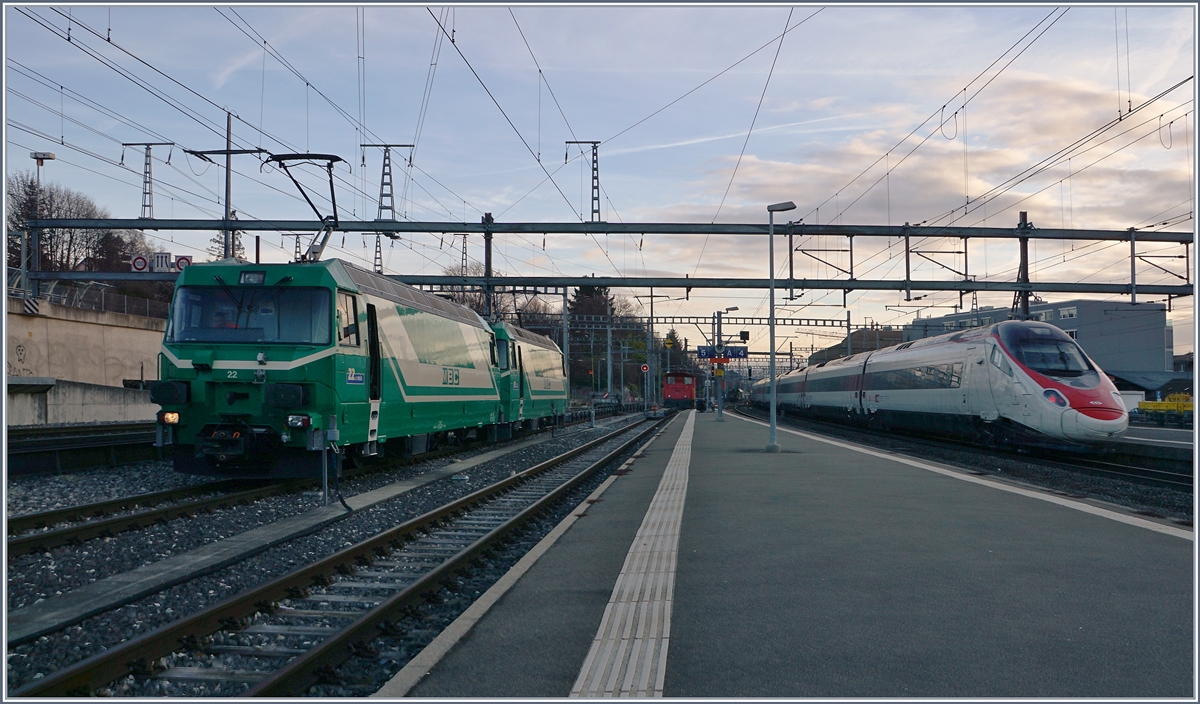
left=990, top=346, right=1013, bottom=376
left=166, top=286, right=331, bottom=345
left=337, top=292, right=359, bottom=346
left=496, top=339, right=510, bottom=369
left=998, top=322, right=1093, bottom=378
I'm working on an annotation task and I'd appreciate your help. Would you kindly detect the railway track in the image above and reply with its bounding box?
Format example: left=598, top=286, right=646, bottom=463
left=6, top=410, right=637, bottom=558
left=7, top=480, right=295, bottom=556
left=7, top=422, right=161, bottom=475
left=735, top=405, right=1193, bottom=491
left=5, top=407, right=630, bottom=477
left=14, top=416, right=664, bottom=697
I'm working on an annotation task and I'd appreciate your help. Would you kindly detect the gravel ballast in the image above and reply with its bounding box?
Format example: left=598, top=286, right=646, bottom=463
left=6, top=417, right=646, bottom=694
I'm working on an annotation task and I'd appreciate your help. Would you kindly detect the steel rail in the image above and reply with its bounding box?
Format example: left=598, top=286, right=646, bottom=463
left=6, top=410, right=625, bottom=556
left=6, top=422, right=157, bottom=448
left=7, top=422, right=158, bottom=453
left=13, top=417, right=662, bottom=698
left=246, top=417, right=665, bottom=696
left=7, top=480, right=244, bottom=537
left=1027, top=454, right=1192, bottom=491
left=6, top=482, right=300, bottom=556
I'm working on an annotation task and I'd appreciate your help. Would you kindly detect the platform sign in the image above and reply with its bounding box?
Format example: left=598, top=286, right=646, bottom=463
left=697, top=346, right=716, bottom=358
left=725, top=346, right=748, bottom=359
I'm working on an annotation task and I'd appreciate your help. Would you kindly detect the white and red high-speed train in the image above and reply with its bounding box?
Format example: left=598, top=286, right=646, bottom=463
left=749, top=320, right=1127, bottom=447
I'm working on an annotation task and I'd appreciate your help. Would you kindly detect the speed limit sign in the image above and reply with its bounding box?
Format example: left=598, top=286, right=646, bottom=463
left=130, top=254, right=148, bottom=272
left=174, top=255, right=192, bottom=270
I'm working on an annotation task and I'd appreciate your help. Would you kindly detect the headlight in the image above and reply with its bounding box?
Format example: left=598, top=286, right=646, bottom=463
left=1043, top=389, right=1069, bottom=408
left=287, top=414, right=312, bottom=428
left=158, top=411, right=181, bottom=425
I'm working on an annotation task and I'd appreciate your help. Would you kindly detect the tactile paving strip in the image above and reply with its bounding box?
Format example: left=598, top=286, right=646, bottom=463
left=570, top=411, right=695, bottom=698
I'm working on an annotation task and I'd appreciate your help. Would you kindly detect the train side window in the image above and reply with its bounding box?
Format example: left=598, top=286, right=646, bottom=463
left=990, top=346, right=1013, bottom=376
left=337, top=292, right=359, bottom=346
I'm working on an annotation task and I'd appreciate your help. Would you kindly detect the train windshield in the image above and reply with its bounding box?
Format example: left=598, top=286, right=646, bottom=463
left=166, top=286, right=331, bottom=344
left=998, top=323, right=1093, bottom=377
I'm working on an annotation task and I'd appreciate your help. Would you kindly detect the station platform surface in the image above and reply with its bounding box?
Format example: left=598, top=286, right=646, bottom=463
left=383, top=410, right=1193, bottom=699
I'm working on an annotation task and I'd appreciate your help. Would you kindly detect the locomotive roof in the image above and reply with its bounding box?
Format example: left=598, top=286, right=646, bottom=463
left=174, top=258, right=490, bottom=331
left=340, top=261, right=489, bottom=330
left=491, top=320, right=561, bottom=352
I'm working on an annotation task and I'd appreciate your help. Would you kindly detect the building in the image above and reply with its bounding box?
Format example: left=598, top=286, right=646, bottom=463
left=906, top=300, right=1172, bottom=374
left=807, top=326, right=904, bottom=365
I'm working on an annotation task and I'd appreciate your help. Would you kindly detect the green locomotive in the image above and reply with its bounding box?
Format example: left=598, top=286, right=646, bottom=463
left=150, top=258, right=568, bottom=479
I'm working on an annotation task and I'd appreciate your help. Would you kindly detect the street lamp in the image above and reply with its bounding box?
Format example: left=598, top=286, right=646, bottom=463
left=716, top=306, right=738, bottom=420
left=27, top=152, right=55, bottom=294
left=766, top=201, right=796, bottom=452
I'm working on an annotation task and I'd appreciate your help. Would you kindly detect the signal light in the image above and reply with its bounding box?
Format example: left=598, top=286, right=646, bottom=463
left=287, top=414, right=312, bottom=428
left=1043, top=389, right=1069, bottom=408
left=158, top=411, right=181, bottom=425
left=641, top=364, right=649, bottom=372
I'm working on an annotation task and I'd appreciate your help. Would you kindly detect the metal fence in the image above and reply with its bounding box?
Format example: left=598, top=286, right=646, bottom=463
left=7, top=268, right=169, bottom=319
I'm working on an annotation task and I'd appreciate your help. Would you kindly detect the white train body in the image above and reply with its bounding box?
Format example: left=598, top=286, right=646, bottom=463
left=752, top=321, right=1127, bottom=447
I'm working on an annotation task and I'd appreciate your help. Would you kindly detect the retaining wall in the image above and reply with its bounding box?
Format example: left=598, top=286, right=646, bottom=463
left=7, top=296, right=166, bottom=387
left=7, top=377, right=158, bottom=426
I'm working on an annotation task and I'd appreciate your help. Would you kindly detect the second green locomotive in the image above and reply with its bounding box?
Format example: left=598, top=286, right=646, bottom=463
left=151, top=258, right=568, bottom=479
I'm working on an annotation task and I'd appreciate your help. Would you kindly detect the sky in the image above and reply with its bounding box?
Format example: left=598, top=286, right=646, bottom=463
left=4, top=4, right=1196, bottom=357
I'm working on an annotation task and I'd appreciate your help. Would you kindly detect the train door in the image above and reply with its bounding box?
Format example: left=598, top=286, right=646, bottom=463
left=987, top=343, right=1023, bottom=417
left=516, top=344, right=526, bottom=420
left=365, top=303, right=382, bottom=455
left=517, top=345, right=526, bottom=398
left=494, top=336, right=513, bottom=424
left=966, top=346, right=998, bottom=421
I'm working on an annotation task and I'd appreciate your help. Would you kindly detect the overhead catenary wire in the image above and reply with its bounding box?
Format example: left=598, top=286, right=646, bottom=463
left=424, top=8, right=622, bottom=278
left=602, top=7, right=825, bottom=147
left=806, top=7, right=1069, bottom=225
left=17, top=9, right=386, bottom=219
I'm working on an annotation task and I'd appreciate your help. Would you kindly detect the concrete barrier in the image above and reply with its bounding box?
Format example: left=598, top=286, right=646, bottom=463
left=7, top=377, right=158, bottom=425
left=7, top=296, right=165, bottom=387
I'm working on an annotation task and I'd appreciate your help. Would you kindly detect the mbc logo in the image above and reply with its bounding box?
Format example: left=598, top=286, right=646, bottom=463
left=442, top=368, right=461, bottom=386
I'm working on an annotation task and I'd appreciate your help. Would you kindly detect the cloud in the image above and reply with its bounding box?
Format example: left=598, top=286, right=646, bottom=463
left=213, top=49, right=267, bottom=90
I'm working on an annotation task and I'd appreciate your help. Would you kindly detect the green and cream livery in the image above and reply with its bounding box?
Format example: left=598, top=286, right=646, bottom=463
left=151, top=258, right=568, bottom=479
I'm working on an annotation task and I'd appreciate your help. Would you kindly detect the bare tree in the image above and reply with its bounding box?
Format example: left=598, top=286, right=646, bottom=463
left=5, top=170, right=151, bottom=272
left=436, top=261, right=514, bottom=318
left=6, top=170, right=168, bottom=300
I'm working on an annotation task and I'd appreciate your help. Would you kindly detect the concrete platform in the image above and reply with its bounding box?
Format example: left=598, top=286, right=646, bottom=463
left=386, top=410, right=1194, bottom=698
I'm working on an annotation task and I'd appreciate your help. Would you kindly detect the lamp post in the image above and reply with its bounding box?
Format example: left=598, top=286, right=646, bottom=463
left=27, top=152, right=55, bottom=295
left=716, top=306, right=738, bottom=420
left=767, top=201, right=796, bottom=452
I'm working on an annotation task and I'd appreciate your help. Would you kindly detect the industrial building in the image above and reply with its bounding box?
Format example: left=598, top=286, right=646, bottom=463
left=906, top=300, right=1173, bottom=374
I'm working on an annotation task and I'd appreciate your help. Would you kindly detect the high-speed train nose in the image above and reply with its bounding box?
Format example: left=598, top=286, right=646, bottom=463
left=1061, top=407, right=1128, bottom=440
